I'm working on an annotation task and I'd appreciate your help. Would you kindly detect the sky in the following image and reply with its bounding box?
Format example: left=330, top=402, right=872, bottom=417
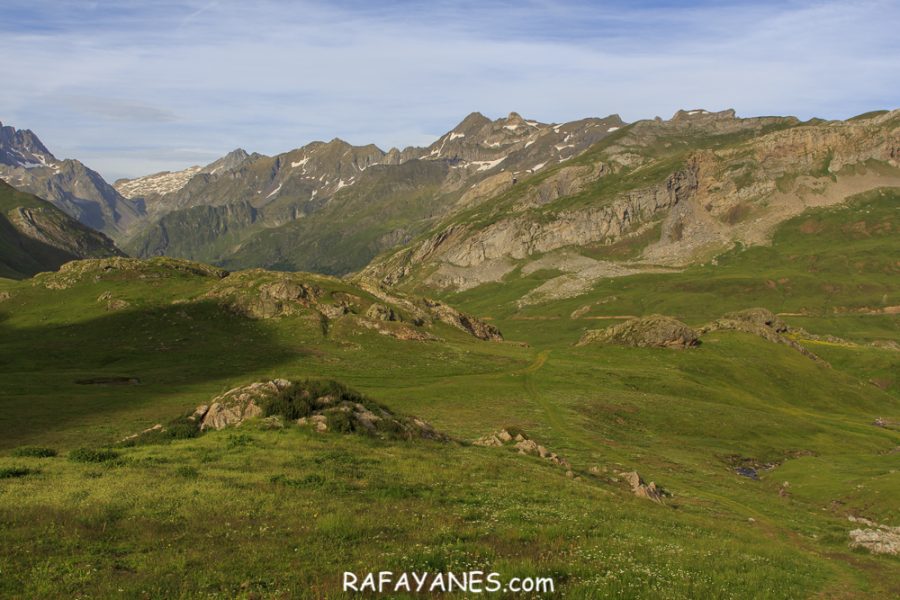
left=1, top=0, right=898, bottom=182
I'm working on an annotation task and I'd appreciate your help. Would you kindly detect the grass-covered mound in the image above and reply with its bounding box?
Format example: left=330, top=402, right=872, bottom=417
left=264, top=379, right=449, bottom=440
left=121, top=379, right=450, bottom=446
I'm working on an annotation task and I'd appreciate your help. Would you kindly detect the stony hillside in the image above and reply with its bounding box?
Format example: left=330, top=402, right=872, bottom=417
left=0, top=121, right=144, bottom=237
left=0, top=180, right=123, bottom=278
left=360, top=109, right=900, bottom=302
left=118, top=112, right=624, bottom=273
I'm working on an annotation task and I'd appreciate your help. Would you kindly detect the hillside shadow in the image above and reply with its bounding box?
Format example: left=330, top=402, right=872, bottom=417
left=0, top=300, right=301, bottom=447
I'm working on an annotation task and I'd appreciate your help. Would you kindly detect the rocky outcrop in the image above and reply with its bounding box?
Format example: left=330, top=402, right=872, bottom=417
left=721, top=308, right=788, bottom=332
left=365, top=303, right=398, bottom=321
left=700, top=308, right=825, bottom=364
left=34, top=257, right=227, bottom=290
left=578, top=315, right=699, bottom=349
left=364, top=109, right=899, bottom=294
left=420, top=298, right=503, bottom=341
left=355, top=318, right=439, bottom=342
left=848, top=516, right=900, bottom=555
left=192, top=379, right=290, bottom=431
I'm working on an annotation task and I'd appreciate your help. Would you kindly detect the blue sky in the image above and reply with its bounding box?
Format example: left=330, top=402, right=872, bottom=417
left=1, top=0, right=898, bottom=181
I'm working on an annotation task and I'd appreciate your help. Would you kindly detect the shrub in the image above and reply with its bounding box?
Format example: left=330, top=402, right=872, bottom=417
left=226, top=433, right=254, bottom=449
left=69, top=448, right=121, bottom=463
left=325, top=410, right=356, bottom=433
left=0, top=466, right=35, bottom=479
left=175, top=466, right=199, bottom=479
left=11, top=446, right=57, bottom=458
left=166, top=418, right=201, bottom=440
left=270, top=473, right=324, bottom=488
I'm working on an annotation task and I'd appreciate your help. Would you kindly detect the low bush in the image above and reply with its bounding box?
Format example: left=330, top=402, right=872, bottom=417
left=69, top=448, right=121, bottom=463
left=11, top=446, right=57, bottom=458
left=0, top=466, right=35, bottom=479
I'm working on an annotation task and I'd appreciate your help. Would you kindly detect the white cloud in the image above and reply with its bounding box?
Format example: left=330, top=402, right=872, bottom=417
left=0, top=0, right=896, bottom=181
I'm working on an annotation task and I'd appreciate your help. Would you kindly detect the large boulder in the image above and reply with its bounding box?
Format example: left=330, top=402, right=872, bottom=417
left=578, top=315, right=699, bottom=349
left=619, top=470, right=666, bottom=503
left=193, top=379, right=291, bottom=431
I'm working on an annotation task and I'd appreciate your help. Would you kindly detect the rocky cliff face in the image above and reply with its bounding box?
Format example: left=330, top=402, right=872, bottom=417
left=360, top=109, right=900, bottom=296
left=0, top=121, right=144, bottom=237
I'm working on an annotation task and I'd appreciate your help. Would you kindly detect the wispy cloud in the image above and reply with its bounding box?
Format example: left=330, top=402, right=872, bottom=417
left=1, top=0, right=897, bottom=180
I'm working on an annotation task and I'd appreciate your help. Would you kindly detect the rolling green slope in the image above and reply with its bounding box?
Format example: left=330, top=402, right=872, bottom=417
left=221, top=160, right=455, bottom=275
left=0, top=188, right=898, bottom=598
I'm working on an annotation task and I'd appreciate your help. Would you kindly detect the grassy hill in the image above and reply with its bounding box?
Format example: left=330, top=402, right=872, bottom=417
left=0, top=180, right=123, bottom=279
left=0, top=188, right=898, bottom=596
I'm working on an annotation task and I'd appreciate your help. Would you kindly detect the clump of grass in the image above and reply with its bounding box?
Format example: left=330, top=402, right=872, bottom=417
left=69, top=448, right=121, bottom=463
left=0, top=466, right=36, bottom=479
left=225, top=433, right=254, bottom=449
left=175, top=466, right=199, bottom=479
left=11, top=446, right=57, bottom=458
left=270, top=473, right=324, bottom=488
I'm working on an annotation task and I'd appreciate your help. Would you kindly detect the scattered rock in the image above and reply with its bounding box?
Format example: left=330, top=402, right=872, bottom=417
left=0, top=291, right=10, bottom=302
left=870, top=340, right=900, bottom=352
left=260, top=415, right=284, bottom=430
left=97, top=292, right=130, bottom=311
left=619, top=470, right=666, bottom=502
left=873, top=417, right=899, bottom=430
left=578, top=315, right=699, bottom=349
left=570, top=305, right=591, bottom=319
left=365, top=303, right=398, bottom=322
left=779, top=481, right=792, bottom=498
left=735, top=466, right=759, bottom=480
left=119, top=423, right=164, bottom=443
left=474, top=429, right=570, bottom=468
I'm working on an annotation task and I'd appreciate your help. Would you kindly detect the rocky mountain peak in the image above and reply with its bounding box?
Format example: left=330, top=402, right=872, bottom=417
left=671, top=108, right=737, bottom=121
left=0, top=120, right=57, bottom=168
left=201, top=148, right=251, bottom=175
left=454, top=112, right=492, bottom=133
left=505, top=111, right=526, bottom=126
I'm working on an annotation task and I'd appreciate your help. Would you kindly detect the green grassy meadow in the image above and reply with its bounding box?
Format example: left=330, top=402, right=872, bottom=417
left=0, top=191, right=897, bottom=597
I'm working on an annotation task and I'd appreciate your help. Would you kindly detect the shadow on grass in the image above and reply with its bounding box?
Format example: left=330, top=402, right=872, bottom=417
left=0, top=300, right=300, bottom=447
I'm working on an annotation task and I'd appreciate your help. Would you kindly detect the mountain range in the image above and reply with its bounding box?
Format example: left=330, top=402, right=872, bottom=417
left=0, top=109, right=897, bottom=291
left=0, top=121, right=144, bottom=237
